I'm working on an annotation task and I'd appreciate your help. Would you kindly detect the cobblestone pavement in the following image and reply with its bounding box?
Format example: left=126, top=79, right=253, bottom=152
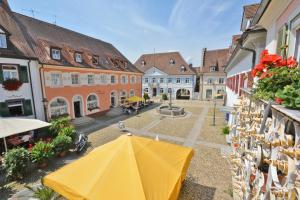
left=5, top=100, right=232, bottom=200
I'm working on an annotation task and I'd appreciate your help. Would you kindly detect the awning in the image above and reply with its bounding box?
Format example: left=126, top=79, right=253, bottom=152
left=44, top=135, right=194, bottom=200
left=0, top=118, right=50, bottom=139
left=127, top=96, right=144, bottom=103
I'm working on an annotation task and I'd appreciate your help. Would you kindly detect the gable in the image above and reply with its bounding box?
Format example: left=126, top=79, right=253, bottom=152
left=144, top=67, right=168, bottom=76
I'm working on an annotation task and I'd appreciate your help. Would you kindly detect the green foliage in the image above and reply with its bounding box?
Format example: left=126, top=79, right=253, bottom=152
left=58, top=126, right=76, bottom=141
left=253, top=67, right=300, bottom=100
left=49, top=117, right=70, bottom=137
left=143, top=93, right=150, bottom=101
left=31, top=141, right=54, bottom=164
left=276, top=85, right=300, bottom=109
left=2, top=148, right=30, bottom=180
left=52, top=134, right=72, bottom=154
left=162, top=93, right=168, bottom=100
left=222, top=126, right=230, bottom=135
left=25, top=184, right=61, bottom=200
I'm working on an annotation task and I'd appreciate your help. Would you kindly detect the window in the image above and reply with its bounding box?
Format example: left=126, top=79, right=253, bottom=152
left=217, top=89, right=222, bottom=94
left=168, top=78, right=172, bottom=83
left=130, top=89, right=134, bottom=97
left=180, top=65, right=186, bottom=72
left=144, top=88, right=149, bottom=93
left=176, top=78, right=180, bottom=83
left=160, top=88, right=164, bottom=94
left=294, top=29, right=300, bottom=62
left=88, top=74, right=95, bottom=85
left=50, top=98, right=68, bottom=118
left=131, top=76, right=136, bottom=84
left=219, top=78, right=224, bottom=84
left=100, top=74, right=107, bottom=84
left=141, top=60, right=146, bottom=65
left=152, top=77, right=156, bottom=83
left=2, top=65, right=18, bottom=81
left=207, top=79, right=213, bottom=84
left=160, top=78, right=164, bottom=83
left=71, top=74, right=80, bottom=85
left=7, top=100, right=23, bottom=116
left=92, top=56, right=99, bottom=65
left=0, top=33, right=7, bottom=48
left=185, top=78, right=190, bottom=83
left=169, top=59, right=175, bottom=64
left=168, top=88, right=172, bottom=93
left=51, top=48, right=61, bottom=60
left=87, top=95, right=98, bottom=111
left=144, top=78, right=149, bottom=83
left=121, top=75, right=127, bottom=84
left=210, top=66, right=216, bottom=72
left=51, top=73, right=62, bottom=86
left=75, top=52, right=82, bottom=63
left=111, top=75, right=116, bottom=84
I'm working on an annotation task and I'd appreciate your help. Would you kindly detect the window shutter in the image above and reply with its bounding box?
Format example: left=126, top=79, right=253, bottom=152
left=0, top=66, right=3, bottom=83
left=23, top=99, right=33, bottom=116
left=0, top=102, right=10, bottom=117
left=19, top=65, right=29, bottom=83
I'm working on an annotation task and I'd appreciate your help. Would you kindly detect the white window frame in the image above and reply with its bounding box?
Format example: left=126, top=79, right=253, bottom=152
left=87, top=74, right=95, bottom=85
left=210, top=66, right=216, bottom=72
left=160, top=78, right=164, bottom=83
left=71, top=74, right=80, bottom=85
left=121, top=75, right=127, bottom=84
left=152, top=77, right=156, bottom=83
left=51, top=73, right=62, bottom=87
left=2, top=65, right=19, bottom=81
left=208, top=79, right=213, bottom=84
left=160, top=88, right=164, bottom=94
left=168, top=78, right=172, bottom=83
left=75, top=52, right=82, bottom=63
left=129, top=89, right=135, bottom=97
left=176, top=78, right=181, bottom=83
left=219, top=78, right=224, bottom=84
left=144, top=88, right=149, bottom=93
left=0, top=33, right=7, bottom=49
left=87, top=94, right=98, bottom=111
left=7, top=100, right=24, bottom=116
left=50, top=98, right=68, bottom=118
left=144, top=77, right=149, bottom=83
left=131, top=76, right=136, bottom=84
left=51, top=48, right=61, bottom=60
left=111, top=75, right=116, bottom=84
left=185, top=78, right=190, bottom=84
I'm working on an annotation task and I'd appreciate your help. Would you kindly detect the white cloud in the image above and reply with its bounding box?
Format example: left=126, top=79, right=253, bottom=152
left=131, top=15, right=170, bottom=34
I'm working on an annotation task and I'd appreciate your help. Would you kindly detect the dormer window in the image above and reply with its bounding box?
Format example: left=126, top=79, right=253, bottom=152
left=0, top=33, right=7, bottom=49
left=124, top=61, right=128, bottom=68
left=75, top=52, right=82, bottom=63
left=141, top=60, right=146, bottom=66
left=169, top=59, right=175, bottom=65
left=180, top=65, right=186, bottom=72
left=210, top=66, right=216, bottom=72
left=92, top=56, right=99, bottom=65
left=51, top=48, right=61, bottom=60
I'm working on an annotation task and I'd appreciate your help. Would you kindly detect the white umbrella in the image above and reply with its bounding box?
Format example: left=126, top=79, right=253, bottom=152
left=0, top=118, right=50, bottom=151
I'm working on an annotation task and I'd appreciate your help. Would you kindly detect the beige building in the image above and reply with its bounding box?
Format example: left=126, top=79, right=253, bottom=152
left=195, top=48, right=229, bottom=100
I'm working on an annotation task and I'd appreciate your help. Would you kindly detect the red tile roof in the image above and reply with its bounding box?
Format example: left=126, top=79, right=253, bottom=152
left=199, top=48, right=229, bottom=73
left=0, top=5, right=141, bottom=73
left=134, top=52, right=196, bottom=75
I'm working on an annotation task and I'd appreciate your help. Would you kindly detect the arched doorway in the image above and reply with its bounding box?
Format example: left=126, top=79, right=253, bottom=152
left=176, top=89, right=190, bottom=100
left=110, top=91, right=117, bottom=107
left=72, top=95, right=83, bottom=118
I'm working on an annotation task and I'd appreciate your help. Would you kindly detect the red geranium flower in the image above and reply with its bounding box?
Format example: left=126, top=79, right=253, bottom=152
left=260, top=49, right=269, bottom=59
left=275, top=97, right=283, bottom=104
left=276, top=57, right=297, bottom=68
left=261, top=54, right=282, bottom=65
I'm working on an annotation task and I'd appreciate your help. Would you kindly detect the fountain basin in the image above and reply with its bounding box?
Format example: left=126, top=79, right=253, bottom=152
left=157, top=105, right=185, bottom=117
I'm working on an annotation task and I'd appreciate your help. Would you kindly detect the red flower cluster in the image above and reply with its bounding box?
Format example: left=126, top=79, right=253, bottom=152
left=251, top=50, right=298, bottom=78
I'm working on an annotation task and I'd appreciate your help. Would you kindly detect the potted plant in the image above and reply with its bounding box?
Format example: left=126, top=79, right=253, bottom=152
left=31, top=141, right=54, bottom=168
left=143, top=93, right=150, bottom=102
left=222, top=126, right=230, bottom=135
left=26, top=183, right=61, bottom=200
left=52, top=134, right=72, bottom=157
left=2, top=147, right=30, bottom=180
left=2, top=78, right=23, bottom=91
left=162, top=93, right=168, bottom=100
left=49, top=117, right=71, bottom=137
left=58, top=126, right=76, bottom=142
left=275, top=85, right=300, bottom=109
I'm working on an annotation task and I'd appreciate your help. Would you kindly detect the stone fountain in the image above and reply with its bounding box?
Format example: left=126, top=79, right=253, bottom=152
left=157, top=91, right=185, bottom=117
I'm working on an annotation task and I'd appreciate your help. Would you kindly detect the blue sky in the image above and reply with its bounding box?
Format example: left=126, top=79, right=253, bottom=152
left=10, top=0, right=259, bottom=66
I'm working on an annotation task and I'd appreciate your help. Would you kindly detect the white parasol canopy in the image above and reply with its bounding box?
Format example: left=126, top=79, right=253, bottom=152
left=0, top=118, right=50, bottom=139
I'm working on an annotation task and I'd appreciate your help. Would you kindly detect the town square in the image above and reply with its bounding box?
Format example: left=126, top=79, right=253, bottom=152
left=0, top=0, right=300, bottom=199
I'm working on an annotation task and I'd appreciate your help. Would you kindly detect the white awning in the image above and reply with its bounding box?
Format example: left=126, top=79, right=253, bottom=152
left=0, top=118, right=50, bottom=139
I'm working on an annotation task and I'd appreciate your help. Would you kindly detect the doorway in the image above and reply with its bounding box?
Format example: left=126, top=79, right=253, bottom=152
left=206, top=89, right=212, bottom=99
left=152, top=88, right=157, bottom=97
left=74, top=101, right=81, bottom=118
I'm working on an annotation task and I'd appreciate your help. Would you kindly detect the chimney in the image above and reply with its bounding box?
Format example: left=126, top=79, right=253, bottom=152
left=0, top=0, right=11, bottom=11
left=189, top=63, right=193, bottom=68
left=201, top=48, right=207, bottom=67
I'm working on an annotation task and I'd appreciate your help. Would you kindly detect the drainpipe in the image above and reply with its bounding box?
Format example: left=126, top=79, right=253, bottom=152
left=39, top=64, right=48, bottom=121
left=27, top=59, right=37, bottom=119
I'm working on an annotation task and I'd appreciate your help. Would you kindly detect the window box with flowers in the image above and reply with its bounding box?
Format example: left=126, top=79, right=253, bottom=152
left=2, top=78, right=23, bottom=91
left=252, top=49, right=300, bottom=109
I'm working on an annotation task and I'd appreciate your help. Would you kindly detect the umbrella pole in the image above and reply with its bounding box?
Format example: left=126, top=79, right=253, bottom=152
left=4, top=137, right=8, bottom=152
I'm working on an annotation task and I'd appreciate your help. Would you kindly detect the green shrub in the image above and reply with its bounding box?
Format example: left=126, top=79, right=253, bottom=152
left=52, top=134, right=72, bottom=154
left=222, top=126, right=230, bottom=135
left=26, top=184, right=61, bottom=200
left=58, top=126, right=76, bottom=141
left=31, top=141, right=54, bottom=164
left=162, top=93, right=168, bottom=100
left=143, top=93, right=150, bottom=101
left=49, top=117, right=70, bottom=137
left=2, top=148, right=30, bottom=180
left=276, top=84, right=300, bottom=109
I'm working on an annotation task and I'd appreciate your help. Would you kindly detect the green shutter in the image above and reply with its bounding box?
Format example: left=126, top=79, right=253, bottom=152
left=0, top=102, right=10, bottom=117
left=23, top=99, right=33, bottom=116
left=0, top=66, right=3, bottom=83
left=18, top=65, right=29, bottom=83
